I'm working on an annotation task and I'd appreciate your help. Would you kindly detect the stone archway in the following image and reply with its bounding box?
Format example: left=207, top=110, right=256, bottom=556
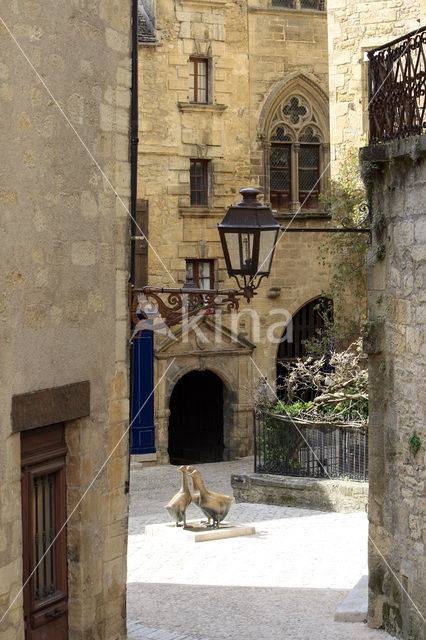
left=168, top=370, right=224, bottom=464
left=276, top=296, right=332, bottom=399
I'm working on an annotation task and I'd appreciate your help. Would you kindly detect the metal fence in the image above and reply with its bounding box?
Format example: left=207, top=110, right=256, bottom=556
left=271, top=0, right=325, bottom=9
left=368, top=26, right=426, bottom=143
left=254, top=411, right=368, bottom=481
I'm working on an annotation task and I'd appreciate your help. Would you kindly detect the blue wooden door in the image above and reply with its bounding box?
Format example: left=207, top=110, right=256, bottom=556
left=131, top=330, right=156, bottom=454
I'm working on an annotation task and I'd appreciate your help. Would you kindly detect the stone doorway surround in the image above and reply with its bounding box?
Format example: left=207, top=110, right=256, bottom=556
left=153, top=317, right=256, bottom=464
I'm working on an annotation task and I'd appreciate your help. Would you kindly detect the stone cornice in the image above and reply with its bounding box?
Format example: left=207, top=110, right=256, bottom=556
left=178, top=102, right=228, bottom=113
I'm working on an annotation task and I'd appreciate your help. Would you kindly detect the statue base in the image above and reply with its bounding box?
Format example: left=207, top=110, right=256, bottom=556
left=145, top=519, right=256, bottom=542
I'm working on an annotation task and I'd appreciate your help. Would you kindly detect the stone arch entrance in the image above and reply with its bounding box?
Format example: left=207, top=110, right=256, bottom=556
left=168, top=370, right=224, bottom=464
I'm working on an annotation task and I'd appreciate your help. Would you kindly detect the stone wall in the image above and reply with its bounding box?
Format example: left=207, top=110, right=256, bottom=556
left=0, top=1, right=131, bottom=638
left=360, top=136, right=426, bottom=639
left=138, top=0, right=336, bottom=462
left=327, top=0, right=424, bottom=174
left=232, top=473, right=369, bottom=513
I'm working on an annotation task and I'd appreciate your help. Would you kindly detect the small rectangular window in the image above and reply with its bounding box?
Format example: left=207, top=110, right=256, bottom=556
left=190, top=58, right=208, bottom=103
left=185, top=260, right=214, bottom=289
left=190, top=159, right=208, bottom=206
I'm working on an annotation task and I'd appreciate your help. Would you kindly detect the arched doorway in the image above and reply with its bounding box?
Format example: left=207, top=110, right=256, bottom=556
left=168, top=370, right=224, bottom=464
left=276, top=297, right=332, bottom=399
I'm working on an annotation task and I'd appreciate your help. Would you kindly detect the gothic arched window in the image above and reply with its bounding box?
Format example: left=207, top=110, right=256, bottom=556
left=267, top=92, right=328, bottom=213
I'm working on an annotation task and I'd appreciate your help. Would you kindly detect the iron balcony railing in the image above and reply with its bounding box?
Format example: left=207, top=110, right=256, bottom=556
left=254, top=411, right=368, bottom=482
left=368, top=26, right=426, bottom=143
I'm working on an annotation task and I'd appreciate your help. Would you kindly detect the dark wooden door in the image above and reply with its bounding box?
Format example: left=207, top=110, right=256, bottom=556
left=168, top=371, right=224, bottom=464
left=21, top=424, right=68, bottom=640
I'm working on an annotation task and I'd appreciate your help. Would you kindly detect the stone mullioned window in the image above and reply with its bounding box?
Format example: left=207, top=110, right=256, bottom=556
left=268, top=94, right=326, bottom=213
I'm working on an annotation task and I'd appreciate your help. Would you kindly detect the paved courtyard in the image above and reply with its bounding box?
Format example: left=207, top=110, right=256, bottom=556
left=127, top=457, right=396, bottom=640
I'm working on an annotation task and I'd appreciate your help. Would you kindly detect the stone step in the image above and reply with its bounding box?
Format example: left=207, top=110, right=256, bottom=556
left=334, top=574, right=368, bottom=623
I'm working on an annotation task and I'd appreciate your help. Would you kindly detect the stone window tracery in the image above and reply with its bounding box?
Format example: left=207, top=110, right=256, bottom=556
left=268, top=93, right=326, bottom=213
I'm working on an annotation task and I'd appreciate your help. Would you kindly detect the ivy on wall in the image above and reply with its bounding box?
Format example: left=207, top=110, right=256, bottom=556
left=307, top=144, right=368, bottom=355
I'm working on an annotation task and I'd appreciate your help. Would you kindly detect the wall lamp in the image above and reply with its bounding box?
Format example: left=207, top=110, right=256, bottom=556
left=130, top=188, right=370, bottom=337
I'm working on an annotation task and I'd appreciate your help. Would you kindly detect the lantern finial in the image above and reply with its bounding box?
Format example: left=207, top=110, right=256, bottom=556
left=238, top=188, right=262, bottom=208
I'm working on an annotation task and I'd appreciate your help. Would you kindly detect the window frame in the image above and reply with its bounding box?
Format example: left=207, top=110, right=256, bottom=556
left=190, top=158, right=209, bottom=207
left=185, top=259, right=215, bottom=289
left=189, top=57, right=209, bottom=104
left=297, top=142, right=320, bottom=211
left=270, top=142, right=292, bottom=213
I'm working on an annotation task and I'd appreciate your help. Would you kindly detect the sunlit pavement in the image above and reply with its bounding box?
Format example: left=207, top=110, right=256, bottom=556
left=127, top=457, right=395, bottom=640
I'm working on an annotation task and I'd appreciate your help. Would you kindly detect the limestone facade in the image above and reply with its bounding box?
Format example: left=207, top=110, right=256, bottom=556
left=138, top=0, right=335, bottom=463
left=361, top=137, right=426, bottom=639
left=327, top=0, right=425, bottom=172
left=1, top=1, right=131, bottom=638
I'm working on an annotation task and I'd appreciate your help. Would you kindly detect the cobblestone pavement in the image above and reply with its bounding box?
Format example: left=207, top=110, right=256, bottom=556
left=127, top=458, right=396, bottom=640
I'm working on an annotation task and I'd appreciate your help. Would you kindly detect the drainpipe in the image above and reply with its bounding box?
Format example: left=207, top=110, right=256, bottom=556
left=128, top=0, right=139, bottom=467
left=130, top=0, right=139, bottom=284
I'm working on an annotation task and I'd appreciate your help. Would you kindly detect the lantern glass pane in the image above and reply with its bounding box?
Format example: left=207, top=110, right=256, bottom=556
left=225, top=231, right=255, bottom=274
left=258, top=229, right=278, bottom=274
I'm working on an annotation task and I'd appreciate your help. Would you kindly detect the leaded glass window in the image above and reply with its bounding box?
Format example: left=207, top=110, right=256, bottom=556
left=268, top=96, right=324, bottom=212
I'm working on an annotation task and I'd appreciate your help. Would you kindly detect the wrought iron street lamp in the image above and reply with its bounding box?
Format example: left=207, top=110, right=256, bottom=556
left=218, top=188, right=281, bottom=300
left=129, top=187, right=370, bottom=337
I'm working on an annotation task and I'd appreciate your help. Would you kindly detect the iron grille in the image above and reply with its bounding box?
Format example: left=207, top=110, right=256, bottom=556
left=299, top=146, right=318, bottom=168
left=299, top=126, right=320, bottom=143
left=368, top=26, right=426, bottom=143
left=271, top=171, right=290, bottom=190
left=272, top=0, right=325, bottom=9
left=299, top=170, right=318, bottom=191
left=271, top=126, right=292, bottom=141
left=300, top=0, right=324, bottom=8
left=270, top=144, right=291, bottom=192
left=271, top=147, right=290, bottom=167
left=299, top=145, right=319, bottom=192
left=33, top=473, right=57, bottom=601
left=254, top=411, right=368, bottom=482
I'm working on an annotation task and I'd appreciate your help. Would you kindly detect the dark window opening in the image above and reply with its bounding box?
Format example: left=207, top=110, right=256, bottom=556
left=190, top=159, right=208, bottom=206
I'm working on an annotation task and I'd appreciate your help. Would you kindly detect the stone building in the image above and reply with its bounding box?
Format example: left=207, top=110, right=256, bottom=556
left=327, top=0, right=425, bottom=171
left=361, top=135, right=426, bottom=638
left=1, top=1, right=131, bottom=639
left=136, top=0, right=335, bottom=464
left=327, top=11, right=426, bottom=639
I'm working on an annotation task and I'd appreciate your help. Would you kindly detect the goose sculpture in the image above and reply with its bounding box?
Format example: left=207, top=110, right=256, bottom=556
left=185, top=465, right=211, bottom=526
left=189, top=469, right=234, bottom=528
left=165, top=465, right=192, bottom=527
